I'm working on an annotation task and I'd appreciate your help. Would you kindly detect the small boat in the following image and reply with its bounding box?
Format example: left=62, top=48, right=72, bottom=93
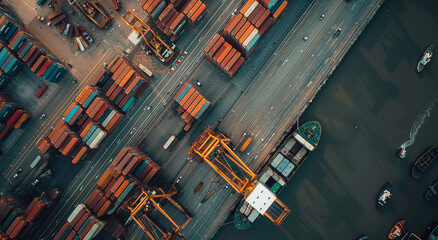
left=428, top=224, right=438, bottom=240
left=397, top=148, right=407, bottom=159
left=417, top=45, right=433, bottom=72
left=411, top=146, right=438, bottom=178
left=389, top=220, right=406, bottom=239
left=425, top=179, right=438, bottom=200
left=378, top=184, right=393, bottom=207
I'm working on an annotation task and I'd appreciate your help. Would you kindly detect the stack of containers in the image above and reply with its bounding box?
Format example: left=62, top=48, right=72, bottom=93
left=24, top=197, right=51, bottom=222
left=54, top=204, right=105, bottom=240
left=0, top=196, right=34, bottom=239
left=36, top=136, right=53, bottom=155
left=0, top=41, right=23, bottom=80
left=0, top=14, right=66, bottom=83
left=94, top=57, right=149, bottom=113
left=0, top=93, right=29, bottom=141
left=91, top=147, right=160, bottom=215
left=174, top=83, right=210, bottom=131
left=204, top=0, right=287, bottom=78
left=54, top=147, right=159, bottom=239
left=76, top=86, right=126, bottom=131
left=257, top=0, right=288, bottom=21
left=204, top=33, right=245, bottom=78
left=222, top=13, right=260, bottom=57
left=140, top=0, right=207, bottom=41
left=36, top=58, right=149, bottom=163
left=154, top=3, right=187, bottom=41
left=181, top=0, right=207, bottom=26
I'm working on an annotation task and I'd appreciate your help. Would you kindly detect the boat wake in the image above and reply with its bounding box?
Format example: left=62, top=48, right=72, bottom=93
left=399, top=102, right=435, bottom=151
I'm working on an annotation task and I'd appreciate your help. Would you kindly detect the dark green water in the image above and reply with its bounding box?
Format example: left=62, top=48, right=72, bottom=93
left=216, top=0, right=438, bottom=239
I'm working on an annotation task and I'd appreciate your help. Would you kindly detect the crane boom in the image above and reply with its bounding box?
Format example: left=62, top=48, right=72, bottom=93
left=190, top=128, right=290, bottom=225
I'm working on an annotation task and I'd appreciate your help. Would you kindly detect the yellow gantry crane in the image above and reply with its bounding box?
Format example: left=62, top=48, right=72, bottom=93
left=66, top=0, right=113, bottom=29
left=121, top=11, right=176, bottom=63
left=127, top=187, right=191, bottom=240
left=190, top=128, right=290, bottom=225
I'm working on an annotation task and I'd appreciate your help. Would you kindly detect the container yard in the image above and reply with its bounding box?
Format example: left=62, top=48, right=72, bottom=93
left=0, top=0, right=389, bottom=239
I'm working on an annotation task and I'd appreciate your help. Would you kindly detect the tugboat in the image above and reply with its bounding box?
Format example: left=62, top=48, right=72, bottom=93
left=411, top=146, right=438, bottom=178
left=234, top=121, right=321, bottom=230
left=388, top=220, right=406, bottom=239
left=397, top=148, right=407, bottom=159
left=417, top=45, right=433, bottom=72
left=425, top=179, right=438, bottom=200
left=377, top=184, right=393, bottom=207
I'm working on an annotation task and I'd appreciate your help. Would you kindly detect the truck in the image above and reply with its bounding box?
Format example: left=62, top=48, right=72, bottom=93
left=163, top=134, right=176, bottom=150
left=138, top=63, right=154, bottom=78
left=30, top=155, right=42, bottom=168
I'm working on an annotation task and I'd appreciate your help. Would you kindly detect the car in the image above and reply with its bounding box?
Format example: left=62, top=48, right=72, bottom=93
left=12, top=168, right=23, bottom=179
left=32, top=178, right=40, bottom=186
left=37, top=16, right=44, bottom=21
left=334, top=28, right=341, bottom=37
left=82, top=32, right=93, bottom=43
left=40, top=114, right=46, bottom=119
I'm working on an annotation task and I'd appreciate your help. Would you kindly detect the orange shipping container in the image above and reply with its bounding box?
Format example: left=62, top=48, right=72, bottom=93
left=216, top=44, right=232, bottom=64
left=187, top=95, right=203, bottom=114
left=97, top=200, right=112, bottom=217
left=183, top=91, right=198, bottom=110
left=115, top=180, right=129, bottom=197
left=80, top=122, right=93, bottom=138
left=190, top=98, right=206, bottom=116
left=223, top=14, right=241, bottom=35
left=110, top=58, right=124, bottom=73
left=97, top=169, right=111, bottom=186
left=179, top=88, right=195, bottom=106
left=72, top=146, right=89, bottom=164
left=273, top=1, right=288, bottom=19
left=235, top=22, right=251, bottom=42
left=240, top=0, right=255, bottom=15
left=239, top=25, right=255, bottom=43
left=187, top=1, right=202, bottom=18
left=221, top=48, right=237, bottom=66
left=190, top=3, right=206, bottom=22
left=119, top=70, right=134, bottom=87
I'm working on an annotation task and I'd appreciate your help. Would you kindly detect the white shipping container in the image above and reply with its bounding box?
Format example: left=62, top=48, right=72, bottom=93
left=248, top=209, right=260, bottom=222
left=67, top=204, right=84, bottom=223
left=89, top=131, right=107, bottom=149
left=102, top=110, right=116, bottom=127
left=139, top=63, right=154, bottom=78
left=281, top=162, right=296, bottom=178
left=242, top=29, right=258, bottom=48
left=244, top=1, right=258, bottom=18
left=271, top=154, right=284, bottom=168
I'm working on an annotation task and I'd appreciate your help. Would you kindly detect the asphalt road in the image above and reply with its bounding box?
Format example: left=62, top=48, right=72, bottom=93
left=0, top=0, right=384, bottom=239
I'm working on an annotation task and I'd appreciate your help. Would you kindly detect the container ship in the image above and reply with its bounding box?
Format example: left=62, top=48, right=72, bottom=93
left=234, top=121, right=321, bottom=230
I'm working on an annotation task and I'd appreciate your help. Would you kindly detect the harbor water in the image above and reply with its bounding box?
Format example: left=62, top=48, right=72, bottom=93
left=215, top=0, right=438, bottom=239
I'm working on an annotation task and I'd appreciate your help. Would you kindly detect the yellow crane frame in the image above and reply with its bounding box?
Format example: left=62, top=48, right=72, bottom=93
left=66, top=0, right=113, bottom=29
left=190, top=128, right=290, bottom=225
left=128, top=188, right=191, bottom=240
left=121, top=11, right=176, bottom=63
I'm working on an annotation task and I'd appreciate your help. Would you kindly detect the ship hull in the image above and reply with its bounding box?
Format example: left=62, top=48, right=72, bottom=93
left=411, top=146, right=438, bottom=178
